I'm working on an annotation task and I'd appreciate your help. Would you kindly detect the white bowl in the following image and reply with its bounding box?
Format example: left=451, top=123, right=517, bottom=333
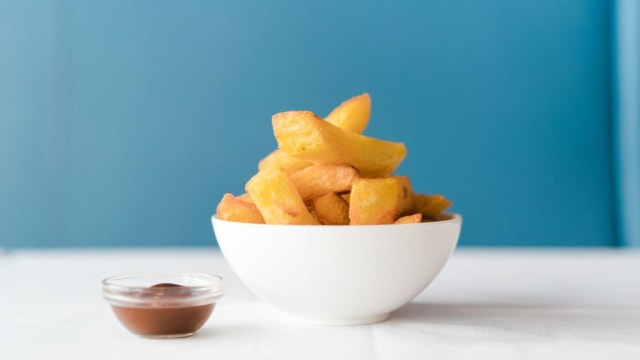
left=211, top=214, right=462, bottom=325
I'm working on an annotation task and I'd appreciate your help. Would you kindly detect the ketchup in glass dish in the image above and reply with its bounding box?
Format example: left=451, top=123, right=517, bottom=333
left=102, top=273, right=224, bottom=338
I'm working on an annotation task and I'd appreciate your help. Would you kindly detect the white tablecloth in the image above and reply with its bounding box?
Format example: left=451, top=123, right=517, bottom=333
left=1, top=248, right=639, bottom=359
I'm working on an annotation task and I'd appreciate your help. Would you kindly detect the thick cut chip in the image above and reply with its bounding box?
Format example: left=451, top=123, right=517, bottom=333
left=349, top=177, right=405, bottom=225
left=393, top=175, right=414, bottom=215
left=245, top=168, right=319, bottom=225
left=305, top=202, right=321, bottom=224
left=325, top=93, right=371, bottom=133
left=236, top=193, right=254, bottom=203
left=341, top=192, right=351, bottom=204
left=290, top=164, right=359, bottom=200
left=311, top=192, right=350, bottom=225
left=259, top=93, right=370, bottom=174
left=273, top=111, right=407, bottom=177
left=258, top=149, right=312, bottom=173
left=412, top=194, right=452, bottom=219
left=216, top=193, right=265, bottom=224
left=394, top=213, right=422, bottom=224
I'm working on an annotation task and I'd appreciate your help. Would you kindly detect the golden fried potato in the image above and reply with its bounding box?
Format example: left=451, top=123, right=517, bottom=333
left=236, top=193, right=254, bottom=203
left=325, top=93, right=371, bottom=133
left=258, top=94, right=369, bottom=174
left=311, top=192, right=350, bottom=225
left=214, top=92, right=455, bottom=227
left=433, top=213, right=454, bottom=221
left=394, top=213, right=422, bottom=224
left=258, top=149, right=312, bottom=173
left=412, top=194, right=452, bottom=219
left=216, top=193, right=265, bottom=224
left=349, top=177, right=405, bottom=225
left=245, top=168, right=319, bottom=225
left=273, top=111, right=406, bottom=177
left=305, top=202, right=321, bottom=224
left=290, top=164, right=359, bottom=200
left=393, top=175, right=414, bottom=215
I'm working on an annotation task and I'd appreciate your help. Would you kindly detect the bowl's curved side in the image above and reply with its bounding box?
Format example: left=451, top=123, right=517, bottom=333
left=211, top=215, right=462, bottom=325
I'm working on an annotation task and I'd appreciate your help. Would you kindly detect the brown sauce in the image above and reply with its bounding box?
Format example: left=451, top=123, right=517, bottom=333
left=110, top=283, right=215, bottom=338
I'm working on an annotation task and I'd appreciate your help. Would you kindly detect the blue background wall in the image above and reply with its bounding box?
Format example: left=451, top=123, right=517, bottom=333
left=0, top=0, right=622, bottom=247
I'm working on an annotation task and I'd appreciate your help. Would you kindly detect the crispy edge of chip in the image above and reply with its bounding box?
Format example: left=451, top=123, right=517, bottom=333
left=290, top=164, right=359, bottom=200
left=216, top=193, right=265, bottom=224
left=394, top=213, right=423, bottom=224
left=393, top=175, right=414, bottom=216
left=258, top=149, right=313, bottom=173
left=236, top=193, right=254, bottom=203
left=412, top=193, right=452, bottom=219
left=325, top=93, right=371, bottom=133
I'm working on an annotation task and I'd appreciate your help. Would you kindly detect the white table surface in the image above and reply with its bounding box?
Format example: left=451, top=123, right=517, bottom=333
left=1, top=247, right=639, bottom=359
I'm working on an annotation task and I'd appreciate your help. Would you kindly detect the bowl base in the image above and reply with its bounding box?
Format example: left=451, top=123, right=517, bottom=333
left=286, top=313, right=389, bottom=326
left=138, top=332, right=195, bottom=339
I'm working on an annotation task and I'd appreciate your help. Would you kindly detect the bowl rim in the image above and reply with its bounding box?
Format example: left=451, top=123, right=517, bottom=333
left=211, top=213, right=462, bottom=228
left=102, top=272, right=225, bottom=307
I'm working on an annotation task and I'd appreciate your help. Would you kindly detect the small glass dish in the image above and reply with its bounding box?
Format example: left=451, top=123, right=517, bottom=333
left=102, top=273, right=224, bottom=338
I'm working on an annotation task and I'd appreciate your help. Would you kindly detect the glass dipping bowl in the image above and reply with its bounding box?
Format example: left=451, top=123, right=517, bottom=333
left=102, top=273, right=224, bottom=338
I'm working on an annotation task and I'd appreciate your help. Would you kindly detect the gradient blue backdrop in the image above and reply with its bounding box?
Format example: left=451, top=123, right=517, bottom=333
left=0, top=0, right=622, bottom=247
